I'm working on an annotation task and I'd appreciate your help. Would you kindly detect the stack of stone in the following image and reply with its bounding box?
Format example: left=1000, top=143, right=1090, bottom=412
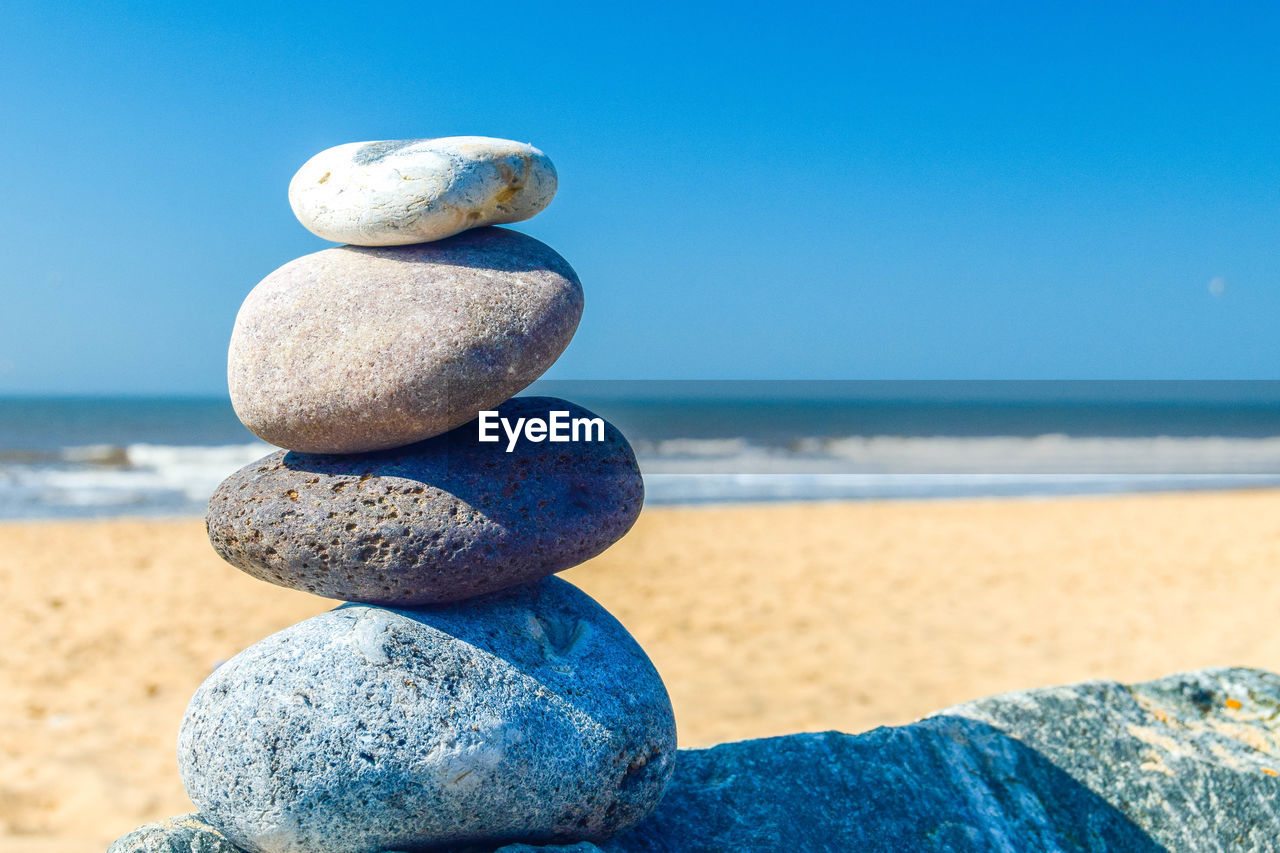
left=111, top=137, right=676, bottom=853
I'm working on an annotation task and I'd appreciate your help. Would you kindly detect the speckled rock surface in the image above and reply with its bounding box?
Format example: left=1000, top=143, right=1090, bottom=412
left=108, top=814, right=244, bottom=853
left=596, top=667, right=1280, bottom=852
left=289, top=137, right=557, bottom=246
left=178, top=578, right=676, bottom=853
left=494, top=840, right=604, bottom=845
left=206, top=397, right=642, bottom=605
left=228, top=227, right=582, bottom=454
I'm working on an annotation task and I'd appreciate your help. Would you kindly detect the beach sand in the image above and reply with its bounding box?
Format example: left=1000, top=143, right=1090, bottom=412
left=7, top=490, right=1280, bottom=851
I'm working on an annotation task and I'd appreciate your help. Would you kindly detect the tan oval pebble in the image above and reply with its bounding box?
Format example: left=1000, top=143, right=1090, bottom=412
left=228, top=227, right=583, bottom=454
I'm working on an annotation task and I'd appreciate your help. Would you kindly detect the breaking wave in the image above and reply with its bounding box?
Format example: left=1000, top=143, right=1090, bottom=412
left=5, top=434, right=1280, bottom=518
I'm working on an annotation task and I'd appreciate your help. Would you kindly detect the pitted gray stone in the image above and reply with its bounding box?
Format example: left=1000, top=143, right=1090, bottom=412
left=177, top=578, right=676, bottom=853
left=206, top=397, right=643, bottom=605
left=227, top=227, right=582, bottom=454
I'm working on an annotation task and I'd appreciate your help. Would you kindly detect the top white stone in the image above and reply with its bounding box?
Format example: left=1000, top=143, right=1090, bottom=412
left=288, top=137, right=558, bottom=246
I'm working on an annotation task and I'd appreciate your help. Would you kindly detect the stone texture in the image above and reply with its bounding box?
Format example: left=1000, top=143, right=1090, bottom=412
left=289, top=136, right=557, bottom=246
left=178, top=578, right=676, bottom=853
left=228, top=227, right=582, bottom=454
left=494, top=840, right=604, bottom=845
left=206, top=397, right=643, bottom=605
left=108, top=814, right=243, bottom=853
left=596, top=667, right=1280, bottom=852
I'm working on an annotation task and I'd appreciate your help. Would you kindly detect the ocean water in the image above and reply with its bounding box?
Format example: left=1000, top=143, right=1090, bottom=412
left=3, top=383, right=1280, bottom=519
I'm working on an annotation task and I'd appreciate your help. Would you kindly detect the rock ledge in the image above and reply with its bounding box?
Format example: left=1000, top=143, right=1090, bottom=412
left=113, top=667, right=1280, bottom=852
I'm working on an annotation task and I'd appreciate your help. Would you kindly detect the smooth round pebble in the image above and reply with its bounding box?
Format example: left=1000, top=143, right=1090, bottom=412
left=178, top=578, right=677, bottom=853
left=108, top=814, right=245, bottom=853
left=206, top=397, right=643, bottom=605
left=289, top=136, right=557, bottom=246
left=228, top=227, right=582, bottom=454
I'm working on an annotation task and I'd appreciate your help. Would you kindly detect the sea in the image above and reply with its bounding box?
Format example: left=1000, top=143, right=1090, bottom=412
left=4, top=381, right=1280, bottom=520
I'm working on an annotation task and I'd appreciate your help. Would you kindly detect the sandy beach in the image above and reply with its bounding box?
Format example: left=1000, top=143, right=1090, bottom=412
left=7, top=490, right=1280, bottom=851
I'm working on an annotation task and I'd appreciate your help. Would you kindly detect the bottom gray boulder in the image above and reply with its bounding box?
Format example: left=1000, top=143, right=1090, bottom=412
left=177, top=578, right=676, bottom=853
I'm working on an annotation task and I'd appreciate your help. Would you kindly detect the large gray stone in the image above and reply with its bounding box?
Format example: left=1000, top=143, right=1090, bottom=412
left=600, top=667, right=1280, bottom=851
left=178, top=578, right=676, bottom=853
left=289, top=137, right=557, bottom=246
left=228, top=227, right=582, bottom=454
left=107, top=814, right=243, bottom=853
left=206, top=397, right=643, bottom=605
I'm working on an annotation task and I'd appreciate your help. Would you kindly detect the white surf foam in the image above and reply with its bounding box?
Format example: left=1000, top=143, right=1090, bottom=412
left=0, top=442, right=273, bottom=518
left=6, top=434, right=1280, bottom=517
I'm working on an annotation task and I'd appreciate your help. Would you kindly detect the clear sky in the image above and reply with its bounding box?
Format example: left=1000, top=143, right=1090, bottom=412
left=2, top=1, right=1277, bottom=394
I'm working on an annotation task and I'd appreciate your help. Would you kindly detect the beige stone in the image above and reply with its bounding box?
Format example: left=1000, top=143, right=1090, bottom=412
left=227, top=228, right=582, bottom=453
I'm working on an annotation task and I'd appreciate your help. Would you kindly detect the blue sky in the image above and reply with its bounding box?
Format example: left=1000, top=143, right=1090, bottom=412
left=2, top=1, right=1277, bottom=394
